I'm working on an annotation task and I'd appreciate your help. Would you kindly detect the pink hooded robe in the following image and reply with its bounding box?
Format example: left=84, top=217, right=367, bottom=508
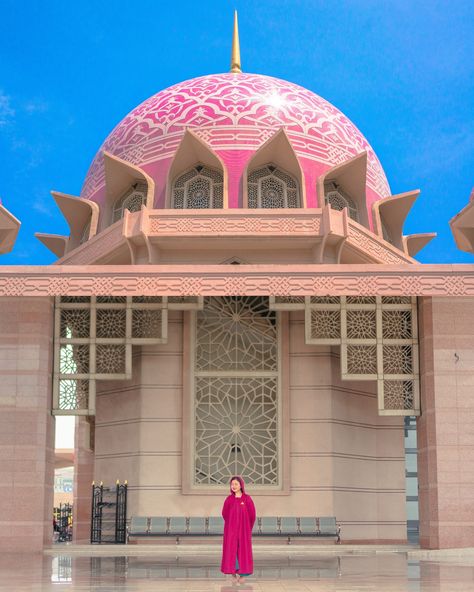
left=220, top=476, right=256, bottom=575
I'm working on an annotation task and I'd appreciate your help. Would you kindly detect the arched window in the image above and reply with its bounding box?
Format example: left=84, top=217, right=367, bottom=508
left=191, top=296, right=280, bottom=486
left=324, top=181, right=359, bottom=222
left=247, top=164, right=300, bottom=208
left=172, top=164, right=223, bottom=209
left=112, top=181, right=147, bottom=223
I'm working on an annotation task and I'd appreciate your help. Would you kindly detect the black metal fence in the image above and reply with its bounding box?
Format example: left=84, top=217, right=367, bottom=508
left=90, top=481, right=128, bottom=544
left=53, top=503, right=73, bottom=542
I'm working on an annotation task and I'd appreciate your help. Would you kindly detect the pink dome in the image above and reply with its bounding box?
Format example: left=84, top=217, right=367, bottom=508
left=81, top=73, right=390, bottom=208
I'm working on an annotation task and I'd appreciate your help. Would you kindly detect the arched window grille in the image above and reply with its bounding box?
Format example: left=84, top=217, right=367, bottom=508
left=112, top=181, right=147, bottom=223
left=172, top=164, right=223, bottom=209
left=247, top=164, right=300, bottom=208
left=192, top=296, right=280, bottom=486
left=79, top=219, right=91, bottom=245
left=324, top=181, right=359, bottom=222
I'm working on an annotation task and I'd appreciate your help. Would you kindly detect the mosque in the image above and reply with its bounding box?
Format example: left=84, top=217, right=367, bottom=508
left=1, top=13, right=474, bottom=553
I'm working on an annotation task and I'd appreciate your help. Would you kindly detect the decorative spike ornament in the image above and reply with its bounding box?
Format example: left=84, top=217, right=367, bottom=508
left=230, top=11, right=242, bottom=73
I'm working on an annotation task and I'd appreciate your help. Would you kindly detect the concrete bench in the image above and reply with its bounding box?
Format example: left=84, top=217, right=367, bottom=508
left=128, top=516, right=341, bottom=544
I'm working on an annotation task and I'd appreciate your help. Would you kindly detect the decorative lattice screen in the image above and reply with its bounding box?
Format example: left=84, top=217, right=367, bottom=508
left=172, top=165, right=223, bottom=209
left=53, top=296, right=203, bottom=415
left=192, top=296, right=279, bottom=487
left=324, top=181, right=359, bottom=221
left=248, top=165, right=300, bottom=208
left=112, top=181, right=148, bottom=223
left=270, top=296, right=419, bottom=415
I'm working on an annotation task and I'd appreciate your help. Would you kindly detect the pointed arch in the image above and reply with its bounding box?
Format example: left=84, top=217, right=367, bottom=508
left=51, top=192, right=100, bottom=252
left=0, top=203, right=20, bottom=255
left=316, top=152, right=368, bottom=227
left=244, top=129, right=305, bottom=208
left=373, top=190, right=419, bottom=251
left=102, top=152, right=155, bottom=230
left=167, top=130, right=227, bottom=208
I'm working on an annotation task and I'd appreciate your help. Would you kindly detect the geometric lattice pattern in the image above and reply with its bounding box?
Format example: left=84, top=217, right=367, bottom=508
left=340, top=296, right=419, bottom=415
left=195, top=376, right=278, bottom=485
left=53, top=296, right=203, bottom=415
left=346, top=345, right=378, bottom=375
left=172, top=164, right=223, bottom=209
left=269, top=295, right=420, bottom=415
left=112, top=181, right=148, bottom=223
left=382, top=380, right=416, bottom=410
left=248, top=164, right=300, bottom=208
left=193, top=296, right=279, bottom=487
left=196, top=296, right=277, bottom=372
left=324, top=181, right=358, bottom=221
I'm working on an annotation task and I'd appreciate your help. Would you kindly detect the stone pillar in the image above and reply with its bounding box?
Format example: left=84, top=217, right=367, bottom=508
left=72, top=416, right=94, bottom=543
left=0, top=297, right=55, bottom=552
left=417, top=296, right=474, bottom=549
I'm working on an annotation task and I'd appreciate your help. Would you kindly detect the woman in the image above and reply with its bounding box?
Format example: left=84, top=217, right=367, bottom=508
left=221, top=476, right=256, bottom=584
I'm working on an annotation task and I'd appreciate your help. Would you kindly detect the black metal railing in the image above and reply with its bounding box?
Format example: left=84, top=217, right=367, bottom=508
left=53, top=503, right=73, bottom=542
left=90, top=481, right=128, bottom=544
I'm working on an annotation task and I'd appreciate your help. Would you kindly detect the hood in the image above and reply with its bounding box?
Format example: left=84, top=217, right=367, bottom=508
left=229, top=475, right=246, bottom=495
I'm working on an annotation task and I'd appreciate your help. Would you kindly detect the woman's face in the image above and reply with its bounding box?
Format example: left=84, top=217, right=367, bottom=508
left=231, top=479, right=242, bottom=493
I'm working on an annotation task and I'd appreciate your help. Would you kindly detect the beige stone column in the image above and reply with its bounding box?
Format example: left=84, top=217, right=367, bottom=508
left=0, top=296, right=55, bottom=552
left=72, top=417, right=94, bottom=543
left=417, top=296, right=474, bottom=549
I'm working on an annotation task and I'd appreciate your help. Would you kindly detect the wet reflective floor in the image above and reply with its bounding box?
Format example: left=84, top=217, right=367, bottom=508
left=1, top=549, right=474, bottom=591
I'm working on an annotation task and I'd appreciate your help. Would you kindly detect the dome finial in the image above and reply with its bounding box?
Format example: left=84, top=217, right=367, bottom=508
left=230, top=10, right=242, bottom=74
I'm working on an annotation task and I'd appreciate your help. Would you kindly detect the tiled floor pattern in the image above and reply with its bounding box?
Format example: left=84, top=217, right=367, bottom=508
left=1, top=550, right=474, bottom=591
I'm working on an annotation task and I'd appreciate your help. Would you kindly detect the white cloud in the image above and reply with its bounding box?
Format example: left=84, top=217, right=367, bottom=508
left=0, top=91, right=15, bottom=125
left=24, top=100, right=49, bottom=114
left=32, top=199, right=53, bottom=217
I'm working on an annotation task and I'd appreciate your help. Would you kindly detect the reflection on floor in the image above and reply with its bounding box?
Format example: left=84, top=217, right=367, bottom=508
left=1, top=550, right=474, bottom=591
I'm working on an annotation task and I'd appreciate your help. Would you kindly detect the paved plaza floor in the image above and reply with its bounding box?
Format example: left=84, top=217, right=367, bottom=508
left=1, top=545, right=474, bottom=591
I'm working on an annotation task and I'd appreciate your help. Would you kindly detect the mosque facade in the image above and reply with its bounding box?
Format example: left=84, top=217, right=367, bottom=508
left=1, top=17, right=474, bottom=552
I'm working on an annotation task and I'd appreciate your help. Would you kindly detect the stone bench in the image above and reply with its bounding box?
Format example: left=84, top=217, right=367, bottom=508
left=128, top=516, right=341, bottom=544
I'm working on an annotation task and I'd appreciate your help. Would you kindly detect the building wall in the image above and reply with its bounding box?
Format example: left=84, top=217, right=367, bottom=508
left=0, top=296, right=55, bottom=552
left=94, top=308, right=406, bottom=542
left=418, top=296, right=474, bottom=549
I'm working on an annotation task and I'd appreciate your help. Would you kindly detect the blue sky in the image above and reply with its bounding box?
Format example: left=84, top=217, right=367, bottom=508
left=1, top=0, right=473, bottom=264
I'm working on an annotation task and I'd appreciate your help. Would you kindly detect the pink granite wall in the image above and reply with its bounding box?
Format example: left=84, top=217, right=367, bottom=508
left=418, top=296, right=474, bottom=549
left=0, top=297, right=55, bottom=552
left=72, top=417, right=94, bottom=543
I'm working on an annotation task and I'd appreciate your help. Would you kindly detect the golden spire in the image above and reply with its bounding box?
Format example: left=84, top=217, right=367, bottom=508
left=230, top=10, right=242, bottom=74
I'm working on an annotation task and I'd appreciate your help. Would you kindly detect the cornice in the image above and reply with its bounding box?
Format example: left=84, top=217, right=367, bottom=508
left=0, top=264, right=473, bottom=297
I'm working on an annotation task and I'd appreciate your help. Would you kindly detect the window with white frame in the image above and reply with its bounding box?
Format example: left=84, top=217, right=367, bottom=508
left=247, top=164, right=300, bottom=208
left=172, top=164, right=223, bottom=209
left=324, top=181, right=359, bottom=221
left=112, top=181, right=147, bottom=223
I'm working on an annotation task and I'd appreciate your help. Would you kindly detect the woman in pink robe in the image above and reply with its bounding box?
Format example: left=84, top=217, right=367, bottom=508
left=221, top=476, right=256, bottom=583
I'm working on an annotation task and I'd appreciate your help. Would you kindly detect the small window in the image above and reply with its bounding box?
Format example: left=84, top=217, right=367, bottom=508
left=112, top=181, right=147, bottom=223
left=324, top=181, right=358, bottom=222
left=248, top=164, right=300, bottom=208
left=172, top=164, right=223, bottom=209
